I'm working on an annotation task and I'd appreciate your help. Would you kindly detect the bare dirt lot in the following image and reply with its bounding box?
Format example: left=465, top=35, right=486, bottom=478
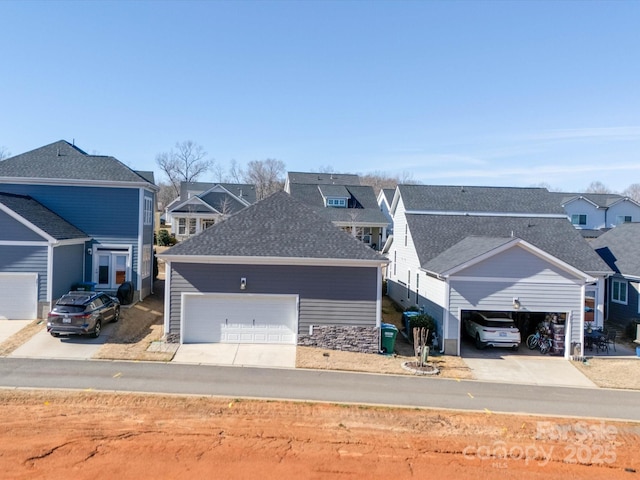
left=1, top=390, right=638, bottom=480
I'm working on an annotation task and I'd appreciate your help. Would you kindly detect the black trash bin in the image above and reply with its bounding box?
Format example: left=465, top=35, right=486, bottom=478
left=380, top=323, right=398, bottom=355
left=117, top=281, right=134, bottom=305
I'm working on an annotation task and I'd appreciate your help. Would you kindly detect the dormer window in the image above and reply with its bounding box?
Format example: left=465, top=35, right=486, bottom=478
left=326, top=198, right=347, bottom=208
left=571, top=214, right=587, bottom=226
left=616, top=215, right=632, bottom=225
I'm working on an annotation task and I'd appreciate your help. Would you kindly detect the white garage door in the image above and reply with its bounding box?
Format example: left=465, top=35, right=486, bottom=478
left=0, top=273, right=38, bottom=320
left=182, top=293, right=298, bottom=344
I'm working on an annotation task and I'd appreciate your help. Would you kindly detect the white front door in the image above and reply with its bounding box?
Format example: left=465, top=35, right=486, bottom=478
left=95, top=248, right=131, bottom=290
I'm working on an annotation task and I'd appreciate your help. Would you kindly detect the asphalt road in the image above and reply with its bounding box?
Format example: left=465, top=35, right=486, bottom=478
left=1, top=357, right=639, bottom=422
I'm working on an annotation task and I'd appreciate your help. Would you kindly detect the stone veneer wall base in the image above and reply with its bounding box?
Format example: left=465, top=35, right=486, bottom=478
left=298, top=325, right=379, bottom=354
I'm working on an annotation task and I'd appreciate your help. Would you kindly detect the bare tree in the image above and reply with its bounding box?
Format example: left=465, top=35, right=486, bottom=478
left=242, top=158, right=286, bottom=200
left=156, top=141, right=213, bottom=196
left=584, top=181, right=613, bottom=194
left=0, top=146, right=10, bottom=160
left=228, top=159, right=243, bottom=184
left=622, top=183, right=640, bottom=203
left=359, top=171, right=421, bottom=195
left=156, top=181, right=179, bottom=211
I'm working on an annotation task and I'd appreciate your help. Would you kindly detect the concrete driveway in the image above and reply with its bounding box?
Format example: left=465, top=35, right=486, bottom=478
left=9, top=323, right=117, bottom=360
left=173, top=344, right=297, bottom=369
left=0, top=320, right=32, bottom=343
left=460, top=342, right=595, bottom=388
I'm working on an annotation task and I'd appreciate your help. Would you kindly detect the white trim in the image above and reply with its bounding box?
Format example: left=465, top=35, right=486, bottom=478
left=47, top=244, right=53, bottom=303
left=138, top=189, right=145, bottom=298
left=331, top=221, right=389, bottom=228
left=164, top=260, right=171, bottom=336
left=376, top=265, right=382, bottom=328
left=450, top=276, right=586, bottom=285
left=611, top=278, right=628, bottom=305
left=404, top=210, right=567, bottom=219
left=1, top=177, right=158, bottom=191
left=170, top=196, right=220, bottom=214
left=0, top=203, right=55, bottom=242
left=158, top=254, right=387, bottom=268
left=0, top=240, right=49, bottom=247
left=92, top=244, right=133, bottom=289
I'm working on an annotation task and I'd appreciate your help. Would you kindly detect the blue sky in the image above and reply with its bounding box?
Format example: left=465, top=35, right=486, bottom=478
left=1, top=0, right=638, bottom=192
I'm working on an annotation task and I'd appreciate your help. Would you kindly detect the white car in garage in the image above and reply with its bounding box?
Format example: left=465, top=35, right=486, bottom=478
left=464, top=311, right=521, bottom=350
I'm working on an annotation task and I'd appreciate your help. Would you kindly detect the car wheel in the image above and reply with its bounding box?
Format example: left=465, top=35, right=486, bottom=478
left=51, top=332, right=60, bottom=338
left=112, top=307, right=120, bottom=323
left=512, top=344, right=519, bottom=351
left=91, top=320, right=102, bottom=338
left=475, top=334, right=485, bottom=350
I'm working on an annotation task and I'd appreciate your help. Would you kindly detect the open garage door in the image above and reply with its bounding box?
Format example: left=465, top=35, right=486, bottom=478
left=182, top=293, right=298, bottom=344
left=0, top=273, right=38, bottom=320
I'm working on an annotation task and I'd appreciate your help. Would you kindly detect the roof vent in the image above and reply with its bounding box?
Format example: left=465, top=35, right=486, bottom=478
left=461, top=186, right=465, bottom=192
left=57, top=148, right=60, bottom=157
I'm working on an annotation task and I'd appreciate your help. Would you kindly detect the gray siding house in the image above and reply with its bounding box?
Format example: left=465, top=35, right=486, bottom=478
left=386, top=185, right=613, bottom=358
left=159, top=191, right=388, bottom=353
left=0, top=140, right=157, bottom=318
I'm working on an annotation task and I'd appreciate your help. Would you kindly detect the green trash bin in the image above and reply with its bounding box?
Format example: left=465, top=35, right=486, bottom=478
left=380, top=323, right=398, bottom=355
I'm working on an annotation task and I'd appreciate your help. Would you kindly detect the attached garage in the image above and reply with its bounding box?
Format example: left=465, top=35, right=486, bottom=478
left=181, top=293, right=298, bottom=344
left=0, top=273, right=38, bottom=320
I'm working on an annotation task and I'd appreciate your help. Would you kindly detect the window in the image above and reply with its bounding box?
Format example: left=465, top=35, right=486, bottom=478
left=202, top=219, right=215, bottom=230
left=616, top=215, right=632, bottom=225
left=144, top=197, right=153, bottom=225
left=571, top=214, right=587, bottom=226
left=178, top=218, right=186, bottom=235
left=188, top=218, right=196, bottom=235
left=612, top=279, right=628, bottom=304
left=326, top=198, right=346, bottom=207
left=142, top=245, right=151, bottom=278
left=393, top=251, right=397, bottom=276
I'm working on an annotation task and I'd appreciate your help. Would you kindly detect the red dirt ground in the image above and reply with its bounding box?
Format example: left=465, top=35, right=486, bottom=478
left=1, top=390, right=639, bottom=479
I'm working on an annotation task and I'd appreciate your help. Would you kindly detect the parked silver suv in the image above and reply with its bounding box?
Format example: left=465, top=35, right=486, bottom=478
left=47, top=291, right=120, bottom=338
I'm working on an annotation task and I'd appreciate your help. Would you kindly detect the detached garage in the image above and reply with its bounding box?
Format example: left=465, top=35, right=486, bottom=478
left=160, top=192, right=388, bottom=353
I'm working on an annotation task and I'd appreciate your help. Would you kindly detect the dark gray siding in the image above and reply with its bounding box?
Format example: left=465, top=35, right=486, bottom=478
left=0, top=210, right=44, bottom=241
left=607, top=277, right=640, bottom=324
left=169, top=263, right=379, bottom=335
left=52, top=244, right=84, bottom=300
left=0, top=245, right=47, bottom=301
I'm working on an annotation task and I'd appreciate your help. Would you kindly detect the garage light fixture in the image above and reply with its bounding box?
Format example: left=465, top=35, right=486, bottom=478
left=240, top=277, right=247, bottom=290
left=513, top=297, right=520, bottom=310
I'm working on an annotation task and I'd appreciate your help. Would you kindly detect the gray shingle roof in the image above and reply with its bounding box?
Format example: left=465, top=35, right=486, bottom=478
left=591, top=222, right=640, bottom=277
left=0, top=192, right=88, bottom=240
left=288, top=183, right=388, bottom=225
left=163, top=191, right=386, bottom=261
left=553, top=192, right=636, bottom=208
left=381, top=188, right=395, bottom=205
left=399, top=185, right=565, bottom=214
left=198, top=191, right=247, bottom=214
left=407, top=214, right=612, bottom=275
left=318, top=185, right=350, bottom=198
left=0, top=140, right=154, bottom=184
left=287, top=172, right=361, bottom=185
left=178, top=182, right=257, bottom=204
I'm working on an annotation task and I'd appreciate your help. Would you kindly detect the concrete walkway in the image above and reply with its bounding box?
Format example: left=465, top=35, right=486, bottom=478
left=173, top=344, right=297, bottom=369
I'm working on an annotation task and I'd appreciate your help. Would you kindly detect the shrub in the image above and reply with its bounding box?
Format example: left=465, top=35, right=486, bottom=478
left=405, top=305, right=420, bottom=312
left=157, top=229, right=177, bottom=246
left=411, top=313, right=435, bottom=331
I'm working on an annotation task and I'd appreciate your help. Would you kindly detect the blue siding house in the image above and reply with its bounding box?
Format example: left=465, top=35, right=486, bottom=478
left=0, top=140, right=157, bottom=319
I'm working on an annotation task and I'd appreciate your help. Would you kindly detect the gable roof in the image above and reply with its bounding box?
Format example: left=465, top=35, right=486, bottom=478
left=591, top=222, right=640, bottom=278
left=178, top=182, right=257, bottom=204
left=286, top=171, right=361, bottom=186
left=162, top=191, right=387, bottom=263
left=0, top=140, right=155, bottom=186
left=288, top=183, right=389, bottom=225
left=0, top=192, right=88, bottom=241
left=407, top=214, right=612, bottom=276
left=554, top=192, right=640, bottom=209
left=397, top=185, right=565, bottom=215
left=380, top=188, right=395, bottom=206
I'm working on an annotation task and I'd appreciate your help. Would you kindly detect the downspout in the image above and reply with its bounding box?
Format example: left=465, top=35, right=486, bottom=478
left=440, top=278, right=450, bottom=354
left=163, top=260, right=172, bottom=339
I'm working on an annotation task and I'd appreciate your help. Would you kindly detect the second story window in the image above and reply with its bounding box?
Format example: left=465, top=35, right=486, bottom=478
left=144, top=197, right=153, bottom=225
left=571, top=214, right=587, bottom=226
left=616, top=215, right=632, bottom=225
left=326, top=198, right=347, bottom=208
